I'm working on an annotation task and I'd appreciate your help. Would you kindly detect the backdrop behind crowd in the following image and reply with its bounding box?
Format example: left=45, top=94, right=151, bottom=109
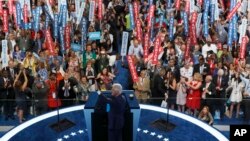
left=0, top=0, right=250, bottom=140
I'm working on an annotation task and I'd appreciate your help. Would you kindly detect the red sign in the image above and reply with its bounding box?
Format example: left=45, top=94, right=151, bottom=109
left=13, top=5, right=18, bottom=28
left=98, top=0, right=102, bottom=20
left=136, top=20, right=142, bottom=41
left=152, top=36, right=161, bottom=65
left=23, top=4, right=28, bottom=23
left=240, top=36, right=249, bottom=59
left=145, top=46, right=163, bottom=62
left=176, top=0, right=181, bottom=10
left=198, top=0, right=203, bottom=6
left=190, top=12, right=198, bottom=45
left=133, top=1, right=139, bottom=22
left=8, top=0, right=13, bottom=15
left=3, top=10, right=8, bottom=33
left=185, top=38, right=191, bottom=59
left=0, top=1, right=2, bottom=15
left=227, top=2, right=241, bottom=20
left=143, top=32, right=150, bottom=61
left=219, top=0, right=225, bottom=11
left=127, top=55, right=139, bottom=82
left=147, top=5, right=155, bottom=30
left=45, top=30, right=55, bottom=55
left=65, top=25, right=71, bottom=50
left=185, top=0, right=190, bottom=14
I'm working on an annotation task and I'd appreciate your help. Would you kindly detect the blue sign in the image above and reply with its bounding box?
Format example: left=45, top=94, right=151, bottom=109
left=88, top=32, right=101, bottom=40
left=129, top=4, right=135, bottom=29
left=169, top=16, right=174, bottom=41
left=71, top=43, right=82, bottom=52
left=183, top=12, right=189, bottom=36
left=53, top=14, right=59, bottom=38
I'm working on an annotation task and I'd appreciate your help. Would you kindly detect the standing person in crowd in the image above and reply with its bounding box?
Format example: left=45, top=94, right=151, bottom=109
left=128, top=38, right=143, bottom=59
left=166, top=59, right=180, bottom=82
left=12, top=45, right=26, bottom=64
left=213, top=69, right=228, bottom=119
left=180, top=61, right=193, bottom=81
left=82, top=44, right=96, bottom=69
left=185, top=73, right=202, bottom=116
left=239, top=70, right=250, bottom=123
left=23, top=51, right=37, bottom=76
left=165, top=71, right=177, bottom=110
left=202, top=39, right=217, bottom=59
left=46, top=73, right=61, bottom=110
left=96, top=67, right=115, bottom=90
left=16, top=29, right=32, bottom=52
left=198, top=106, right=214, bottom=125
left=0, top=69, right=15, bottom=120
left=67, top=51, right=81, bottom=81
left=193, top=55, right=210, bottom=80
left=14, top=69, right=28, bottom=123
left=152, top=69, right=166, bottom=105
left=201, top=75, right=216, bottom=114
left=133, top=70, right=150, bottom=103
left=75, top=76, right=90, bottom=104
left=85, top=62, right=96, bottom=91
left=176, top=77, right=187, bottom=112
left=32, top=75, right=49, bottom=115
left=227, top=73, right=244, bottom=118
left=95, top=50, right=110, bottom=74
left=58, top=73, right=76, bottom=107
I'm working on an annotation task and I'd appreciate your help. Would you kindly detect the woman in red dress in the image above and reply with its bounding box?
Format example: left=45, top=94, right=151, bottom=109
left=185, top=73, right=202, bottom=116
left=46, top=73, right=61, bottom=110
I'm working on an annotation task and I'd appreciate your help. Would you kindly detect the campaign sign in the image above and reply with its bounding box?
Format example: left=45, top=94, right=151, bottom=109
left=88, top=32, right=101, bottom=40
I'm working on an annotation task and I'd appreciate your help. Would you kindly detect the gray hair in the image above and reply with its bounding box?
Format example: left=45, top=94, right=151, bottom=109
left=218, top=69, right=224, bottom=76
left=112, top=83, right=123, bottom=94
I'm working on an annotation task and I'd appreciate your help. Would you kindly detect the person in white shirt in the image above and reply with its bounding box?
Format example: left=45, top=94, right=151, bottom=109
left=180, top=61, right=193, bottom=81
left=128, top=38, right=144, bottom=59
left=202, top=40, right=217, bottom=59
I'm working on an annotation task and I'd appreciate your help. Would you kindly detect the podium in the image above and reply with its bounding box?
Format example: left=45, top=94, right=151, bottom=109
left=84, top=90, right=141, bottom=141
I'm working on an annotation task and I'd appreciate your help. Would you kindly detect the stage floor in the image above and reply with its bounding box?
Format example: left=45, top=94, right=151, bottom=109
left=1, top=105, right=228, bottom=141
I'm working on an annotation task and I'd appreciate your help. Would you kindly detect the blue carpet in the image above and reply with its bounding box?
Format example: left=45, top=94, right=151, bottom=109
left=4, top=108, right=228, bottom=141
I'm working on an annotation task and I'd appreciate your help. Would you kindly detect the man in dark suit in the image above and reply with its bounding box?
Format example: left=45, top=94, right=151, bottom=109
left=213, top=69, right=228, bottom=119
left=201, top=75, right=216, bottom=115
left=58, top=73, right=76, bottom=107
left=193, top=55, right=210, bottom=80
left=151, top=69, right=166, bottom=105
left=166, top=59, right=180, bottom=82
left=0, top=69, right=15, bottom=120
left=98, top=83, right=126, bottom=141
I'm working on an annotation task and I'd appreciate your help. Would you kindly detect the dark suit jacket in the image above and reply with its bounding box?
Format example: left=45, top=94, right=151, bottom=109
left=0, top=76, right=15, bottom=99
left=166, top=66, right=180, bottom=82
left=152, top=74, right=166, bottom=97
left=4, top=66, right=19, bottom=79
left=201, top=82, right=216, bottom=98
left=213, top=75, right=228, bottom=93
left=99, top=94, right=126, bottom=129
left=193, top=63, right=210, bottom=75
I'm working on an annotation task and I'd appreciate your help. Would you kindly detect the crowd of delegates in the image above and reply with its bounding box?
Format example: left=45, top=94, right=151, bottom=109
left=0, top=0, right=250, bottom=125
